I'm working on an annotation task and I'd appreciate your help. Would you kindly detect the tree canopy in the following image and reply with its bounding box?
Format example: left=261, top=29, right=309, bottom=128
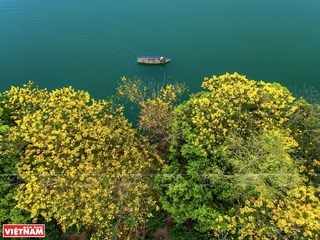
left=156, top=73, right=315, bottom=237
left=3, top=82, right=162, bottom=239
left=0, top=73, right=319, bottom=239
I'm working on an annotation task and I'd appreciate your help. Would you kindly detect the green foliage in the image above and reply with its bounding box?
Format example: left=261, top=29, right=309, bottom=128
left=0, top=104, right=30, bottom=225
left=157, top=73, right=304, bottom=233
left=144, top=210, right=168, bottom=239
left=287, top=99, right=320, bottom=185
left=169, top=224, right=208, bottom=240
left=4, top=82, right=163, bottom=239
left=38, top=218, right=62, bottom=240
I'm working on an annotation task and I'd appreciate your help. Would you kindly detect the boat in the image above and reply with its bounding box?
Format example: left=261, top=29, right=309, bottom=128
left=137, top=56, right=171, bottom=64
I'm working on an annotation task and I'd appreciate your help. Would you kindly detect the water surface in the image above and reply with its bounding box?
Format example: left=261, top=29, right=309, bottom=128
left=1, top=0, right=320, bottom=99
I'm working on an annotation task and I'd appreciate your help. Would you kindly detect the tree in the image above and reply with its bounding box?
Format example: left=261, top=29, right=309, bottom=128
left=0, top=96, right=61, bottom=239
left=156, top=73, right=304, bottom=233
left=117, top=77, right=186, bottom=157
left=4, top=82, right=162, bottom=239
left=287, top=99, right=320, bottom=186
left=0, top=100, right=30, bottom=225
left=220, top=186, right=320, bottom=239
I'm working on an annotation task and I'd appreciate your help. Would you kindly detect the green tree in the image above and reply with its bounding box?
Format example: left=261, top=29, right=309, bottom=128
left=4, top=83, right=163, bottom=239
left=0, top=98, right=30, bottom=225
left=156, top=73, right=304, bottom=233
left=287, top=99, right=320, bottom=186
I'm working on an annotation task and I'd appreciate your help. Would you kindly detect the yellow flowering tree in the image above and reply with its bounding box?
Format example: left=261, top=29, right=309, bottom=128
left=157, top=73, right=304, bottom=233
left=4, top=82, right=162, bottom=239
left=218, top=186, right=320, bottom=239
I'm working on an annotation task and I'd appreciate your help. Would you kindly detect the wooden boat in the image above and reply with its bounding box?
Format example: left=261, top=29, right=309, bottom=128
left=137, top=56, right=171, bottom=64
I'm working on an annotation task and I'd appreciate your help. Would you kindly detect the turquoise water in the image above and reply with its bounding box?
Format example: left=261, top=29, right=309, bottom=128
left=1, top=0, right=320, bottom=99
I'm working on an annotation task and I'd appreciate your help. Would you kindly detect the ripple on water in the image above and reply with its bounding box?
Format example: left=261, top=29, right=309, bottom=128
left=0, top=1, right=19, bottom=33
left=0, top=0, right=172, bottom=91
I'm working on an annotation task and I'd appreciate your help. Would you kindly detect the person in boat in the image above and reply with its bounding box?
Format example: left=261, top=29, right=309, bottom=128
left=160, top=56, right=165, bottom=63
